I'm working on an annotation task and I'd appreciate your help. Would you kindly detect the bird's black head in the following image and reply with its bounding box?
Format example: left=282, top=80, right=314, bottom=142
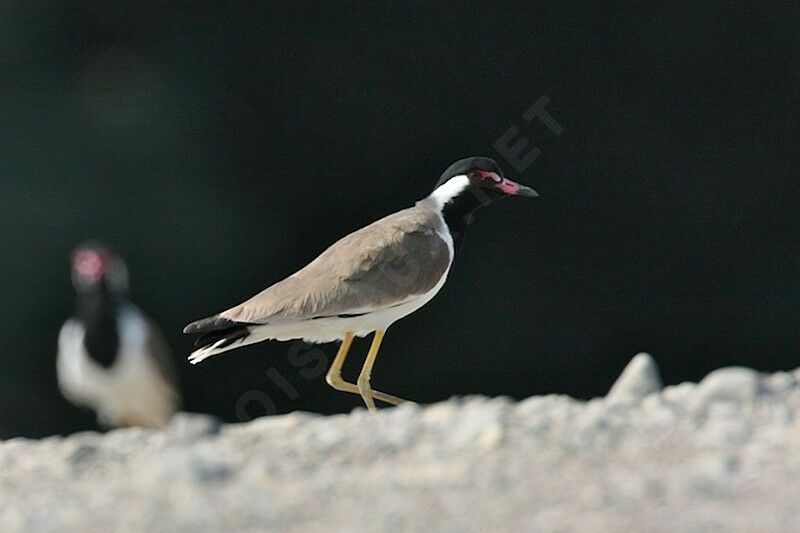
left=433, top=156, right=538, bottom=205
left=436, top=156, right=498, bottom=188
left=71, top=242, right=129, bottom=294
left=429, top=157, right=538, bottom=249
left=432, top=155, right=537, bottom=216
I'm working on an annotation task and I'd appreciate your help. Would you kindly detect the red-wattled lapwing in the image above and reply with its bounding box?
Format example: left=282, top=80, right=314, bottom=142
left=57, top=243, right=180, bottom=427
left=184, top=157, right=537, bottom=411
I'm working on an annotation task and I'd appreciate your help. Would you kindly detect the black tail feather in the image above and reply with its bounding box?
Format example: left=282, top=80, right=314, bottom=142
left=184, top=314, right=260, bottom=350
left=194, top=325, right=251, bottom=349
left=183, top=315, right=245, bottom=335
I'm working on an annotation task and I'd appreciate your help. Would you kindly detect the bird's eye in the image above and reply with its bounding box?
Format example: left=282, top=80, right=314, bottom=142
left=468, top=170, right=482, bottom=181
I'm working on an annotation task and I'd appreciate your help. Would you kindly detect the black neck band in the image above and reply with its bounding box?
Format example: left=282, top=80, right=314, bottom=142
left=76, top=284, right=120, bottom=369
left=440, top=191, right=484, bottom=251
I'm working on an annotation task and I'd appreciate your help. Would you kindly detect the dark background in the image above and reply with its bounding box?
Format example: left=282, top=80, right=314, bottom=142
left=1, top=3, right=798, bottom=438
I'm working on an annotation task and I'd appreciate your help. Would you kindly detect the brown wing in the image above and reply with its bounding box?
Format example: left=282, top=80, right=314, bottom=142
left=217, top=206, right=451, bottom=324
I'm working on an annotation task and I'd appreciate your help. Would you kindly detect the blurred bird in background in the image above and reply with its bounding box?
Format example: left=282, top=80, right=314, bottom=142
left=57, top=243, right=180, bottom=428
left=184, top=157, right=536, bottom=411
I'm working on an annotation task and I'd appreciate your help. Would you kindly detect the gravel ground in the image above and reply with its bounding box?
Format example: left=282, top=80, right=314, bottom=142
left=3, top=354, right=800, bottom=532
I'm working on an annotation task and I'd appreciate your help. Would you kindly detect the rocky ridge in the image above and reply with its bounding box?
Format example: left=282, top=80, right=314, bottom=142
left=2, top=354, right=800, bottom=532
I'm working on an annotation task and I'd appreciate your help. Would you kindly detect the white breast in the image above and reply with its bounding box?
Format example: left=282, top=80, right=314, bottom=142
left=57, top=306, right=178, bottom=428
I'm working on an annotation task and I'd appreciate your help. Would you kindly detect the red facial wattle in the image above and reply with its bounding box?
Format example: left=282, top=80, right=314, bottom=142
left=73, top=251, right=108, bottom=279
left=496, top=178, right=522, bottom=195
left=477, top=170, right=537, bottom=197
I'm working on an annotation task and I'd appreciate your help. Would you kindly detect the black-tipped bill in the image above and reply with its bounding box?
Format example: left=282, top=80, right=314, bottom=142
left=511, top=182, right=539, bottom=197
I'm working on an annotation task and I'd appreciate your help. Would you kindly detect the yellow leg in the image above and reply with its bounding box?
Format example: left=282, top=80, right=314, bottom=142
left=326, top=332, right=356, bottom=391
left=325, top=331, right=408, bottom=408
left=357, top=330, right=384, bottom=412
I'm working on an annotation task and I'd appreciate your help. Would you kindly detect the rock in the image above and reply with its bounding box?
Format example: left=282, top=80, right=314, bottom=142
left=764, top=372, right=795, bottom=393
left=167, top=413, right=222, bottom=442
left=148, top=450, right=234, bottom=485
left=450, top=398, right=508, bottom=450
left=692, top=367, right=760, bottom=410
left=3, top=362, right=800, bottom=531
left=639, top=394, right=678, bottom=425
left=606, top=353, right=662, bottom=405
left=69, top=444, right=98, bottom=466
left=662, top=382, right=697, bottom=405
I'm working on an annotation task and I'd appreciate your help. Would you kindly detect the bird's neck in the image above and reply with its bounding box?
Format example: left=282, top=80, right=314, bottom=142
left=440, top=193, right=483, bottom=251
left=425, top=176, right=484, bottom=251
left=75, top=284, right=122, bottom=369
left=75, top=284, right=118, bottom=324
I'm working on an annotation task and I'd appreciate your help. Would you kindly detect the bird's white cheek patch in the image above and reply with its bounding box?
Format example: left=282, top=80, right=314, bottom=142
left=430, top=175, right=471, bottom=207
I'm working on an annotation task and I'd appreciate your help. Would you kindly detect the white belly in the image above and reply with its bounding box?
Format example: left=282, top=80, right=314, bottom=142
left=57, top=307, right=177, bottom=427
